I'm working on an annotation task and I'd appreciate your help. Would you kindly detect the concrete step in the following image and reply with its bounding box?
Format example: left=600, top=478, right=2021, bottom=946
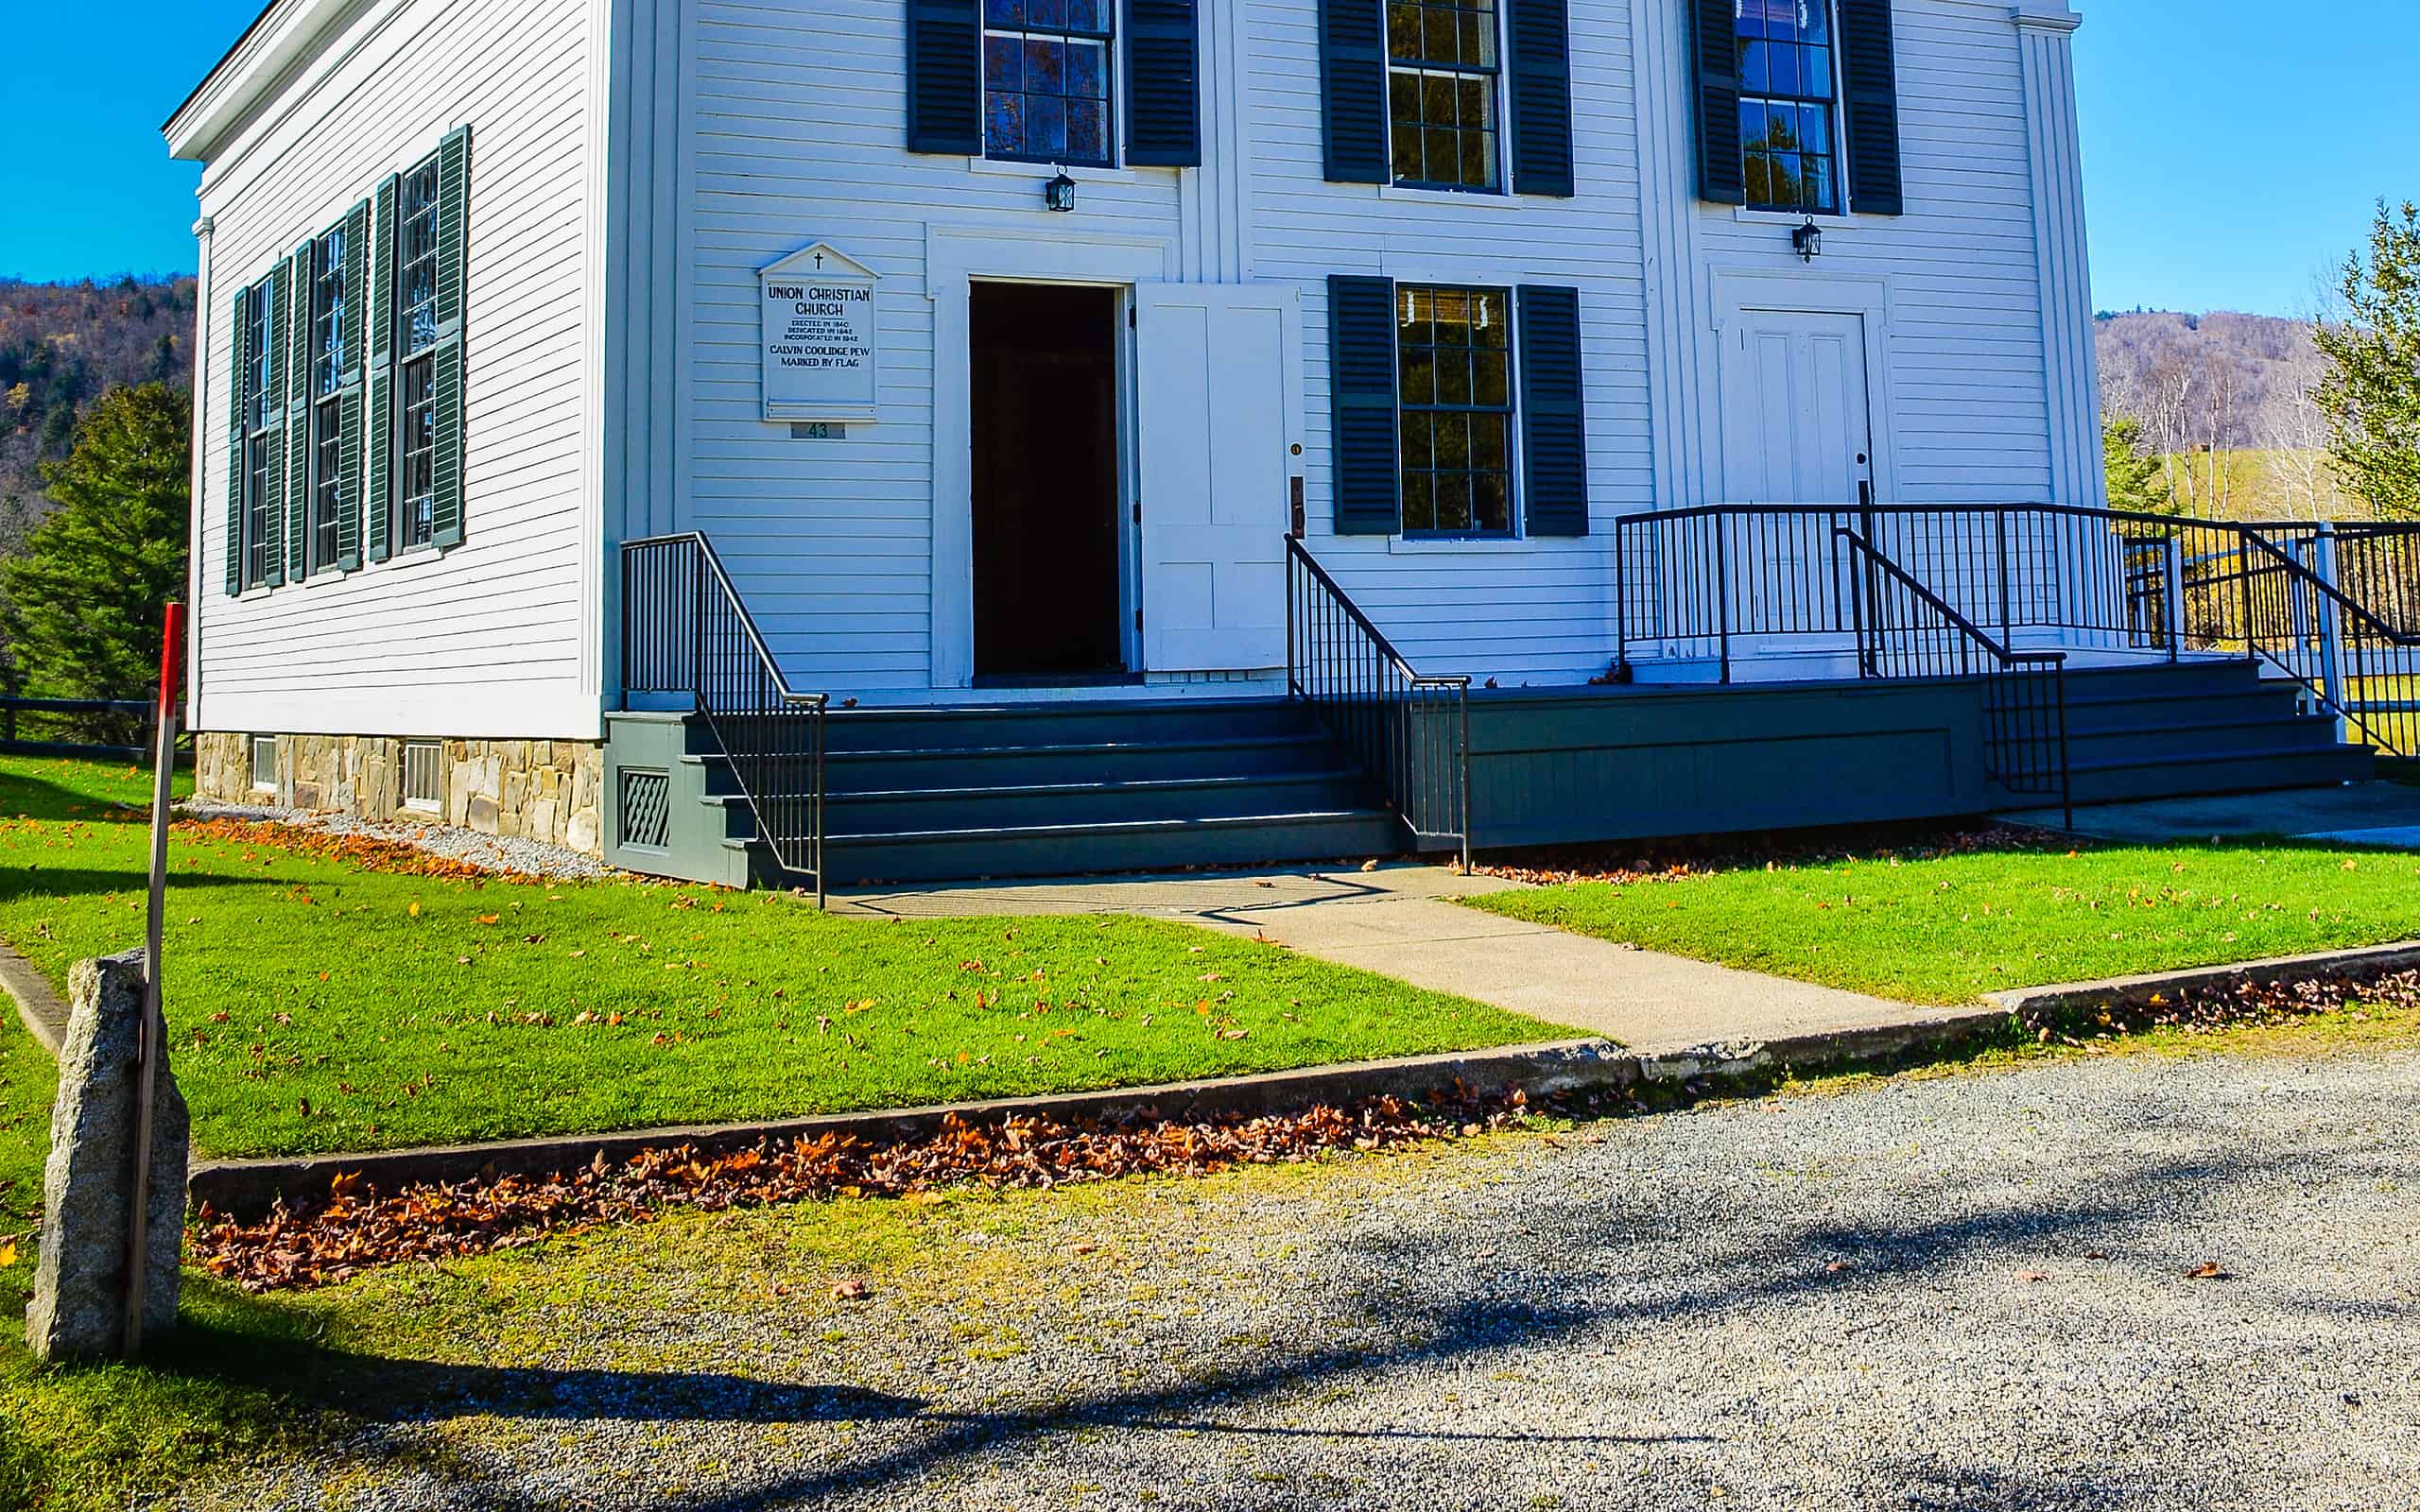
left=739, top=808, right=1409, bottom=885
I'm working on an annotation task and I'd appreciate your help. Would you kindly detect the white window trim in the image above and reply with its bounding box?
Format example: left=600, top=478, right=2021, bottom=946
left=1385, top=0, right=1513, bottom=197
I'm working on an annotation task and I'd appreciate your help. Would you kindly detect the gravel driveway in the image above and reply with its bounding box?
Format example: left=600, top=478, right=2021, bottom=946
left=185, top=1043, right=2420, bottom=1511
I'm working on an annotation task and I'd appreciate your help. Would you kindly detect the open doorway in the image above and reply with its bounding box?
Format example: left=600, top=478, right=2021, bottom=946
left=970, top=282, right=1125, bottom=681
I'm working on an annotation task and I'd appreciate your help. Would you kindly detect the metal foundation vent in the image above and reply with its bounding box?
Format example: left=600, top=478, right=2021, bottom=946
left=619, top=768, right=672, bottom=850
left=250, top=734, right=277, bottom=792
left=402, top=740, right=443, bottom=811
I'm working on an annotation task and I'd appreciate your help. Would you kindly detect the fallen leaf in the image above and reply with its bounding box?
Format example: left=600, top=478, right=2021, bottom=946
left=832, top=1277, right=873, bottom=1301
left=0, top=1241, right=17, bottom=1267
left=2184, top=1262, right=2233, bottom=1280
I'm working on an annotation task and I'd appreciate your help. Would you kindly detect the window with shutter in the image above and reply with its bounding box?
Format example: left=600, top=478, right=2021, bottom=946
left=908, top=0, right=984, bottom=155
left=224, top=284, right=248, bottom=597
left=1396, top=284, right=1514, bottom=536
left=983, top=0, right=1115, bottom=165
left=302, top=219, right=351, bottom=575
left=391, top=150, right=443, bottom=552
left=1328, top=275, right=1401, bottom=533
left=262, top=259, right=290, bottom=588
left=1320, top=0, right=1390, bottom=182
left=367, top=173, right=398, bottom=564
left=1386, top=0, right=1506, bottom=192
left=285, top=243, right=311, bottom=580
left=1838, top=0, right=1903, bottom=215
left=428, top=126, right=472, bottom=550
left=1514, top=284, right=1586, bottom=536
left=1504, top=0, right=1574, bottom=197
left=1125, top=0, right=1201, bottom=167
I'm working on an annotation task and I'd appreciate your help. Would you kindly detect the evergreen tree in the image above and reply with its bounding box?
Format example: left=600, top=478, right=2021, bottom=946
left=2102, top=415, right=2175, bottom=516
left=0, top=384, right=189, bottom=732
left=2314, top=201, right=2420, bottom=518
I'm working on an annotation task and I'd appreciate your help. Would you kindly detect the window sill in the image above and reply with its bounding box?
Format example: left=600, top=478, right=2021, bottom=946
left=965, top=157, right=1169, bottom=186
left=1730, top=207, right=1857, bottom=228
left=1377, top=182, right=1511, bottom=205
left=1386, top=534, right=1547, bottom=555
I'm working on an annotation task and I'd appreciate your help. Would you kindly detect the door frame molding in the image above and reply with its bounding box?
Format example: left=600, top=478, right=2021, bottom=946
left=926, top=225, right=1176, bottom=689
left=1707, top=269, right=1900, bottom=507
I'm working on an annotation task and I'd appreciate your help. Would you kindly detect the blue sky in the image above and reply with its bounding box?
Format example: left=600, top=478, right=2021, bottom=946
left=0, top=1, right=2410, bottom=317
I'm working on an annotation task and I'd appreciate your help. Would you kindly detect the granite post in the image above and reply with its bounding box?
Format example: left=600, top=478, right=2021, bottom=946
left=26, top=950, right=187, bottom=1360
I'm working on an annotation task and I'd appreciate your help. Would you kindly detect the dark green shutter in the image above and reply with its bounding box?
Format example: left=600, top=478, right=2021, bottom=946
left=1125, top=0, right=1201, bottom=167
left=1319, top=0, right=1388, bottom=183
left=285, top=243, right=311, bottom=580
left=906, top=0, right=980, bottom=154
left=1690, top=0, right=1743, bottom=205
left=224, top=284, right=249, bottom=596
left=336, top=199, right=368, bottom=571
left=1840, top=0, right=1904, bottom=215
left=367, top=174, right=398, bottom=563
left=1515, top=284, right=1587, bottom=538
left=1505, top=0, right=1574, bottom=197
left=430, top=126, right=472, bottom=550
left=261, top=260, right=288, bottom=588
left=1327, top=275, right=1399, bottom=536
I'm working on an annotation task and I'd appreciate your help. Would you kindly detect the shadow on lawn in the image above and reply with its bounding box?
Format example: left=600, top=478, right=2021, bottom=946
left=0, top=771, right=158, bottom=825
left=146, top=1123, right=2377, bottom=1509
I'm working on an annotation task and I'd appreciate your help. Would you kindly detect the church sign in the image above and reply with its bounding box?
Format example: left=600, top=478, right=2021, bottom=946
left=759, top=243, right=879, bottom=423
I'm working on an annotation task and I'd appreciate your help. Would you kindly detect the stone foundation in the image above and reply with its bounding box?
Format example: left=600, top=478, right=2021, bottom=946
left=195, top=731, right=604, bottom=855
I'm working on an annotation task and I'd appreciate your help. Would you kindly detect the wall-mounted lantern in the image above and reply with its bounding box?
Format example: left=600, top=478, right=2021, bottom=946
left=1791, top=216, right=1823, bottom=263
left=1045, top=170, right=1079, bottom=214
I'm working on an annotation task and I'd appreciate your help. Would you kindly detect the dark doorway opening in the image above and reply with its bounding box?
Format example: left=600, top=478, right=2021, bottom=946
left=971, top=282, right=1125, bottom=680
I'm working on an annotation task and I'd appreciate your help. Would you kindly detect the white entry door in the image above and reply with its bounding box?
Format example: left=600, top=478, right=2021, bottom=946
left=1132, top=284, right=1304, bottom=672
left=1720, top=310, right=1874, bottom=506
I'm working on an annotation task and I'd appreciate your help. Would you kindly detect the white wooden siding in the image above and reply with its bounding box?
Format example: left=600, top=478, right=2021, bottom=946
left=188, top=0, right=603, bottom=739
left=1685, top=0, right=2061, bottom=509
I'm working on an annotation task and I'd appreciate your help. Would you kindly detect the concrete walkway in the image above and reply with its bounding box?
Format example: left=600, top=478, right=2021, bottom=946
left=835, top=865, right=1972, bottom=1057
left=2004, top=779, right=2420, bottom=849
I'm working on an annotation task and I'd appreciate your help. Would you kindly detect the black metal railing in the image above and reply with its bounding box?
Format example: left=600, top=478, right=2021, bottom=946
left=1285, top=537, right=1472, bottom=868
left=2203, top=528, right=2420, bottom=758
left=622, top=533, right=829, bottom=904
left=1837, top=526, right=2073, bottom=823
left=1612, top=503, right=2285, bottom=675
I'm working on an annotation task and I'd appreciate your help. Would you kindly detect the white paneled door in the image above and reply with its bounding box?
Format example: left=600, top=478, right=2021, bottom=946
left=1718, top=309, right=1878, bottom=672
left=1720, top=309, right=1875, bottom=507
left=1132, top=284, right=1304, bottom=672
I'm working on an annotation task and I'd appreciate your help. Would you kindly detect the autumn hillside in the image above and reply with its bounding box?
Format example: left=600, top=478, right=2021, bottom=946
left=0, top=274, right=198, bottom=531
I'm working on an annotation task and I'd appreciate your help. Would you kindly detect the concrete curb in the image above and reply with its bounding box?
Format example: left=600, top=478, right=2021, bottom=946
left=0, top=941, right=68, bottom=1057
left=188, top=1008, right=2029, bottom=1221
left=189, top=1038, right=1630, bottom=1219
left=1988, top=939, right=2420, bottom=1020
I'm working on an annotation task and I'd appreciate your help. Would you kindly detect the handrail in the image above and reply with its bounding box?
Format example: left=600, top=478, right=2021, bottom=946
left=2218, top=526, right=2420, bottom=756
left=1836, top=526, right=2073, bottom=825
left=1285, top=537, right=1473, bottom=870
left=621, top=532, right=830, bottom=905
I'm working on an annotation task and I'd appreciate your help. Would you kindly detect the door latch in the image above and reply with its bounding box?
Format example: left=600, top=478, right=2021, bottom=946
left=1289, top=476, right=1305, bottom=538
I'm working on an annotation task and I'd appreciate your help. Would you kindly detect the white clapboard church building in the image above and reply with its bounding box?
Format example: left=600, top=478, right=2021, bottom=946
left=165, top=0, right=2377, bottom=890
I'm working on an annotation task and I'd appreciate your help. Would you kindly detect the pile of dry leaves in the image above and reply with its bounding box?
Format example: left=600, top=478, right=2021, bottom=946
left=192, top=1089, right=1547, bottom=1293
left=173, top=816, right=528, bottom=884
left=2023, top=966, right=2420, bottom=1043
left=1475, top=821, right=2053, bottom=887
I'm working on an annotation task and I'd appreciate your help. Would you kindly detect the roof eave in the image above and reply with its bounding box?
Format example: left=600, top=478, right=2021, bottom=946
left=162, top=0, right=359, bottom=163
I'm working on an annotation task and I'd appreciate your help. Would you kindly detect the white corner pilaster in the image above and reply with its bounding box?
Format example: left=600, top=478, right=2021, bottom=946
left=1628, top=0, right=1720, bottom=514
left=186, top=214, right=216, bottom=728
left=2014, top=5, right=2104, bottom=508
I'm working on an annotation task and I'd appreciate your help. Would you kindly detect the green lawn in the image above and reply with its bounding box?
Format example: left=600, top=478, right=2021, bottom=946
left=1469, top=840, right=2420, bottom=1005
left=0, top=755, right=1554, bottom=1159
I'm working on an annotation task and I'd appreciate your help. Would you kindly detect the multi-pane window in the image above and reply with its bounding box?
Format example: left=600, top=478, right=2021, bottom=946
left=307, top=224, right=348, bottom=572
left=983, top=0, right=1115, bottom=166
left=1387, top=0, right=1502, bottom=191
left=1397, top=285, right=1513, bottom=536
left=242, top=276, right=276, bottom=586
left=1737, top=0, right=1840, bottom=214
left=394, top=154, right=442, bottom=551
